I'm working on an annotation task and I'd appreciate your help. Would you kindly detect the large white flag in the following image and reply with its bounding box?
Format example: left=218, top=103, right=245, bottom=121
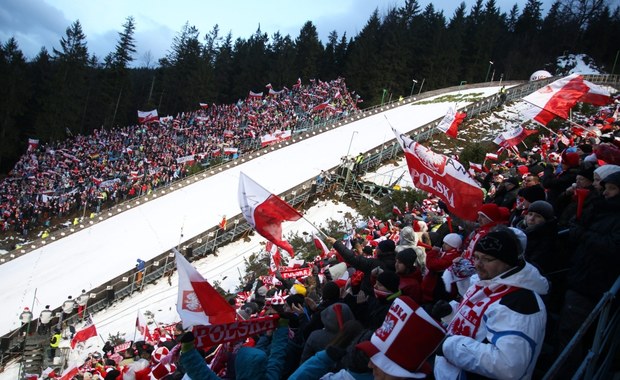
left=137, top=109, right=159, bottom=124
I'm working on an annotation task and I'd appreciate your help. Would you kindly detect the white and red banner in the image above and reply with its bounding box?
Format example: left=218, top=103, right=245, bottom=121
left=279, top=266, right=313, bottom=279
left=136, top=310, right=152, bottom=341
left=312, top=233, right=330, bottom=258
left=238, top=172, right=302, bottom=257
left=393, top=127, right=483, bottom=221
left=59, top=366, right=79, bottom=380
left=485, top=153, right=498, bottom=161
left=193, top=315, right=279, bottom=348
left=492, top=126, right=537, bottom=149
left=175, top=251, right=237, bottom=329
left=469, top=162, right=484, bottom=173
left=248, top=91, right=263, bottom=99
left=199, top=102, right=209, bottom=109
left=70, top=317, right=98, bottom=349
left=312, top=101, right=335, bottom=112
left=176, top=154, right=195, bottom=164
left=223, top=147, right=238, bottom=155
left=137, top=109, right=159, bottom=124
left=520, top=74, right=612, bottom=125
left=27, top=138, right=39, bottom=152
left=436, top=106, right=466, bottom=138
left=260, top=130, right=292, bottom=147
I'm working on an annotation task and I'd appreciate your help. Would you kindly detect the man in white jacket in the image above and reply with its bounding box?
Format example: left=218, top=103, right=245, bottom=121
left=434, top=227, right=548, bottom=380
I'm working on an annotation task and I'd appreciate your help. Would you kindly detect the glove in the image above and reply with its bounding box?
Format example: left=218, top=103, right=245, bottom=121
left=325, top=346, right=347, bottom=361
left=431, top=300, right=453, bottom=320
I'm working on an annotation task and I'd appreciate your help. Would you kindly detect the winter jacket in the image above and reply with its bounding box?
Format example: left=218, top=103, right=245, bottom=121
left=395, top=226, right=426, bottom=273
left=567, top=195, right=620, bottom=301
left=289, top=350, right=373, bottom=380
left=543, top=166, right=579, bottom=207
left=398, top=270, right=423, bottom=303
left=421, top=247, right=460, bottom=303
left=39, top=309, right=53, bottom=324
left=300, top=303, right=354, bottom=363
left=332, top=240, right=396, bottom=294
left=435, top=263, right=548, bottom=380
left=519, top=218, right=558, bottom=276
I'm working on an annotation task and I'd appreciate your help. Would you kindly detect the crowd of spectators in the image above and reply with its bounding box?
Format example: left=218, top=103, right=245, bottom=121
left=0, top=78, right=360, bottom=247
left=30, top=112, right=619, bottom=379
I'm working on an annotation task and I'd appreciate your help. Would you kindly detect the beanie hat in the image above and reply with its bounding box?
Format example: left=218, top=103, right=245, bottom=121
left=504, top=177, right=520, bottom=187
left=478, top=203, right=501, bottom=223
left=578, top=144, right=593, bottom=154
left=594, top=164, right=620, bottom=181
left=104, top=369, right=121, bottom=380
left=290, top=284, right=307, bottom=297
left=601, top=171, right=620, bottom=187
left=356, top=297, right=445, bottom=378
left=378, top=239, right=396, bottom=253
left=508, top=227, right=527, bottom=255
left=377, top=271, right=400, bottom=293
left=362, top=246, right=374, bottom=255
left=395, top=248, right=416, bottom=269
left=256, top=286, right=268, bottom=297
left=321, top=281, right=341, bottom=302
left=474, top=229, right=520, bottom=266
left=517, top=185, right=546, bottom=203
left=562, top=151, right=580, bottom=167
left=528, top=200, right=555, bottom=221
left=498, top=207, right=511, bottom=223
left=442, top=233, right=463, bottom=250
left=577, top=166, right=595, bottom=182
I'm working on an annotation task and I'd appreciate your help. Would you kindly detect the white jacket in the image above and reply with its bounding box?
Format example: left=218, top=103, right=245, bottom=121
left=435, top=262, right=548, bottom=380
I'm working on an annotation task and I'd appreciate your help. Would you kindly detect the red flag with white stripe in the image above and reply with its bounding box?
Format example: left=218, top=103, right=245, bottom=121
left=469, top=162, right=484, bottom=173
left=493, top=126, right=537, bottom=149
left=393, top=127, right=484, bottom=221
left=238, top=172, right=302, bottom=257
left=175, top=250, right=236, bottom=329
left=436, top=106, right=466, bottom=138
left=312, top=234, right=330, bottom=258
left=485, top=153, right=498, bottom=161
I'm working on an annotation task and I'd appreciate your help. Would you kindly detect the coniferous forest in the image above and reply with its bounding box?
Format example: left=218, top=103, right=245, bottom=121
left=0, top=0, right=618, bottom=173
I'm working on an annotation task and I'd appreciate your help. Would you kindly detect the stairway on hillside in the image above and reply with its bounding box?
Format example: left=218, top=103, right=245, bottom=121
left=20, top=336, right=45, bottom=378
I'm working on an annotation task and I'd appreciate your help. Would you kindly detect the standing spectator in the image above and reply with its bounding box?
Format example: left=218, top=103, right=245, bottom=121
left=62, top=295, right=76, bottom=319
left=76, top=289, right=89, bottom=320
left=49, top=328, right=62, bottom=360
left=136, top=258, right=146, bottom=287
left=19, top=307, right=33, bottom=336
left=435, top=228, right=548, bottom=379
left=38, top=305, right=53, bottom=335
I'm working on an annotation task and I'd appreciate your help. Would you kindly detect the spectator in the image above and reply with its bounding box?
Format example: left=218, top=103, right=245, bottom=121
left=435, top=228, right=548, bottom=379
left=38, top=305, right=53, bottom=335
left=49, top=327, right=62, bottom=360
left=517, top=200, right=558, bottom=276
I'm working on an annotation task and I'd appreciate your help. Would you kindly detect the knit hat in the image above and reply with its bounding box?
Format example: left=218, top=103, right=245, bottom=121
left=594, top=164, right=620, bottom=181
left=508, top=227, right=527, bottom=255
left=362, top=246, right=374, bottom=255
left=256, top=286, right=268, bottom=297
left=442, top=233, right=463, bottom=250
left=395, top=248, right=417, bottom=269
left=504, top=177, right=520, bottom=188
left=578, top=144, right=593, bottom=154
left=151, top=346, right=169, bottom=363
left=478, top=203, right=501, bottom=223
left=356, top=297, right=446, bottom=378
left=378, top=239, right=396, bottom=253
left=474, top=229, right=521, bottom=266
left=321, top=281, right=341, bottom=302
left=104, top=369, right=121, bottom=380
left=577, top=166, right=595, bottom=182
left=528, top=200, right=555, bottom=221
left=376, top=271, right=400, bottom=293
left=517, top=185, right=546, bottom=203
left=562, top=151, right=580, bottom=167
left=290, top=284, right=307, bottom=297
left=601, top=171, right=620, bottom=187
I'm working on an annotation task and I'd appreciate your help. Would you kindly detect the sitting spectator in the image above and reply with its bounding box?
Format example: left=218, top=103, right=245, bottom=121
left=394, top=248, right=424, bottom=303
left=517, top=200, right=558, bottom=276
left=300, top=303, right=354, bottom=363
left=421, top=233, right=463, bottom=304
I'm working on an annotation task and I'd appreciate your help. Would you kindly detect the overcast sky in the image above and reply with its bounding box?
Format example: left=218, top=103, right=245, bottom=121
left=0, top=0, right=556, bottom=67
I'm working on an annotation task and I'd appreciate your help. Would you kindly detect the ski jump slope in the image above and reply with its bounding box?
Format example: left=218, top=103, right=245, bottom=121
left=0, top=86, right=502, bottom=336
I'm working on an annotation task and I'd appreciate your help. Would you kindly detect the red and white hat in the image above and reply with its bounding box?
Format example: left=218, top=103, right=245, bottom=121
left=356, top=297, right=446, bottom=378
left=151, top=346, right=169, bottom=363
left=150, top=362, right=176, bottom=379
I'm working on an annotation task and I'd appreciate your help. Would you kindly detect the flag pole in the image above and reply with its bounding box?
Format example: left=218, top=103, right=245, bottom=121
left=299, top=214, right=329, bottom=238
left=523, top=98, right=590, bottom=131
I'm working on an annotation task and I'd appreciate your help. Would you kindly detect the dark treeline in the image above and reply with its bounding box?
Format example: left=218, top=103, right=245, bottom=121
left=1, top=0, right=619, bottom=173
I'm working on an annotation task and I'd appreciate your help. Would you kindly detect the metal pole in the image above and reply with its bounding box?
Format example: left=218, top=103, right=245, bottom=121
left=612, top=50, right=619, bottom=75
left=345, top=131, right=358, bottom=159
left=418, top=78, right=425, bottom=95
left=485, top=61, right=494, bottom=82
left=410, top=80, right=417, bottom=97
left=381, top=89, right=387, bottom=106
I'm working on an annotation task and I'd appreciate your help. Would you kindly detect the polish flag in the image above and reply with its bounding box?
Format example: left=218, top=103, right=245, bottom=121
left=238, top=172, right=302, bottom=257
left=27, top=138, right=40, bottom=152
left=393, top=127, right=484, bottom=221
left=199, top=103, right=209, bottom=109
left=493, top=126, right=538, bottom=149
left=312, top=233, right=330, bottom=258
left=137, top=109, right=158, bottom=124
left=520, top=74, right=612, bottom=125
left=485, top=152, right=499, bottom=161
left=293, top=78, right=302, bottom=89
left=175, top=250, right=236, bottom=329
left=436, top=106, right=467, bottom=138
left=469, top=162, right=484, bottom=173
left=59, top=366, right=79, bottom=380
left=392, top=205, right=402, bottom=216
left=136, top=310, right=152, bottom=341
left=312, top=100, right=334, bottom=112
left=70, top=317, right=98, bottom=349
left=248, top=91, right=263, bottom=98
left=266, top=241, right=281, bottom=274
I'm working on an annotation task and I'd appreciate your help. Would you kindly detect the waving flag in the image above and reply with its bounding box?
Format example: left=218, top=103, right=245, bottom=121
left=520, top=74, right=612, bottom=125
left=266, top=241, right=281, bottom=274
left=199, top=103, right=209, bottom=109
left=436, top=106, right=467, bottom=138
left=485, top=153, right=498, bottom=161
left=312, top=233, right=330, bottom=258
left=59, top=366, right=79, bottom=380
left=493, top=126, right=537, bottom=149
left=392, top=127, right=483, bottom=221
left=136, top=310, right=152, bottom=341
left=175, top=250, right=236, bottom=329
left=27, top=138, right=39, bottom=152
left=137, top=109, right=158, bottom=124
left=70, top=316, right=98, bottom=349
left=238, top=172, right=302, bottom=257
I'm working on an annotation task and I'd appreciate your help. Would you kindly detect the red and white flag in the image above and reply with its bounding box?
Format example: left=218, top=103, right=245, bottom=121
left=136, top=310, right=152, bottom=341
left=248, top=91, right=263, bottom=98
left=436, top=106, right=467, bottom=138
left=238, top=172, right=302, bottom=257
left=70, top=316, right=98, bottom=349
left=137, top=109, right=158, bottom=124
left=469, top=162, right=484, bottom=173
left=485, top=152, right=498, bottom=161
left=266, top=241, right=281, bottom=274
left=27, top=138, right=40, bottom=152
left=493, top=126, right=537, bottom=149
left=175, top=250, right=236, bottom=329
left=312, top=233, right=330, bottom=258
left=520, top=74, right=612, bottom=125
left=59, top=366, right=79, bottom=380
left=392, top=205, right=402, bottom=216
left=393, top=127, right=484, bottom=221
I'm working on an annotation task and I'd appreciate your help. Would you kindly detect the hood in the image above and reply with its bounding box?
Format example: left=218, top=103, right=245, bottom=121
left=235, top=346, right=267, bottom=379
left=396, top=226, right=418, bottom=248
left=477, top=262, right=549, bottom=295
left=321, top=303, right=354, bottom=332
